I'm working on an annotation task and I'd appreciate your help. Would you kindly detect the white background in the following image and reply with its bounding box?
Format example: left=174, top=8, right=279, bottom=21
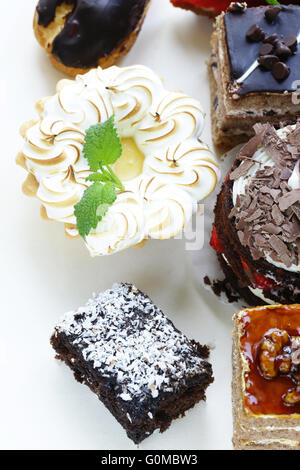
left=0, top=0, right=234, bottom=450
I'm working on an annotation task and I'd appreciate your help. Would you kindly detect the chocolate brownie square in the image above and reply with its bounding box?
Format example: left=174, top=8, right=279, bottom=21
left=51, top=283, right=213, bottom=443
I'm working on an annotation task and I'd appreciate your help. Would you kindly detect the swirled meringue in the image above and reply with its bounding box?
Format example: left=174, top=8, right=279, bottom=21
left=18, top=65, right=220, bottom=256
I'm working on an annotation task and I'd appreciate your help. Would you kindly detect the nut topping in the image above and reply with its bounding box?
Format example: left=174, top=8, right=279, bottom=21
left=259, top=329, right=290, bottom=378
left=283, top=387, right=300, bottom=405
left=258, top=329, right=300, bottom=406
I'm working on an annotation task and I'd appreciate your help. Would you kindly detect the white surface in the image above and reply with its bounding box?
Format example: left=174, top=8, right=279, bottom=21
left=0, top=0, right=234, bottom=450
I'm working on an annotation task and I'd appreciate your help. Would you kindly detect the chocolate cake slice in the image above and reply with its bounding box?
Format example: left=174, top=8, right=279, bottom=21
left=210, top=123, right=300, bottom=306
left=51, top=283, right=213, bottom=444
left=209, top=3, right=300, bottom=148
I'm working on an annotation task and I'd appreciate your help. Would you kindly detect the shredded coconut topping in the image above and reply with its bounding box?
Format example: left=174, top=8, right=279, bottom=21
left=55, top=283, right=207, bottom=402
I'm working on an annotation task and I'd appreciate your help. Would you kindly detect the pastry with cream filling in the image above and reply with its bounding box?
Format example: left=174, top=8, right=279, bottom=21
left=34, top=0, right=151, bottom=77
left=210, top=123, right=300, bottom=306
left=51, top=283, right=214, bottom=444
left=232, top=304, right=300, bottom=450
left=209, top=3, right=300, bottom=149
left=17, top=64, right=220, bottom=256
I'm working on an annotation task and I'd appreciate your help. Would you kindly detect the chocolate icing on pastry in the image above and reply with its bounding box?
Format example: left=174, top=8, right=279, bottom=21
left=36, top=0, right=149, bottom=68
left=225, top=6, right=300, bottom=95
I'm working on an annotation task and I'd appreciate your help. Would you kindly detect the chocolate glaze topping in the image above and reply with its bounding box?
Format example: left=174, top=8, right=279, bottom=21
left=36, top=0, right=149, bottom=68
left=225, top=6, right=300, bottom=95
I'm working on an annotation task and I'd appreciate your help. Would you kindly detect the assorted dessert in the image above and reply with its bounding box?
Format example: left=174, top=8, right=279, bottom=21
left=211, top=123, right=300, bottom=306
left=209, top=3, right=300, bottom=148
left=17, top=64, right=220, bottom=256
left=232, top=304, right=300, bottom=450
left=14, top=0, right=300, bottom=449
left=51, top=283, right=213, bottom=443
left=34, top=0, right=151, bottom=76
left=170, top=0, right=298, bottom=17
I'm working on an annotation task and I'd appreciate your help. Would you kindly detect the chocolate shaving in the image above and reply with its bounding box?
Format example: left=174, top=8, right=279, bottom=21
left=230, top=160, right=254, bottom=180
left=260, top=186, right=281, bottom=201
left=261, top=223, right=282, bottom=235
left=261, top=125, right=292, bottom=167
left=286, top=122, right=300, bottom=146
left=244, top=208, right=262, bottom=222
left=278, top=189, right=300, bottom=211
left=272, top=204, right=285, bottom=225
left=230, top=124, right=300, bottom=268
left=269, top=235, right=292, bottom=267
left=230, top=131, right=266, bottom=182
left=291, top=203, right=300, bottom=221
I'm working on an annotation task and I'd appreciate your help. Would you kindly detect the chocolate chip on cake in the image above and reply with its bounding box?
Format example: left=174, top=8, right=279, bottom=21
left=228, top=2, right=247, bottom=13
left=265, top=6, right=282, bottom=23
left=246, top=24, right=265, bottom=42
left=272, top=61, right=291, bottom=81
left=264, top=33, right=279, bottom=45
left=284, top=35, right=298, bottom=54
left=259, top=43, right=274, bottom=56
left=275, top=41, right=292, bottom=60
left=258, top=54, right=279, bottom=71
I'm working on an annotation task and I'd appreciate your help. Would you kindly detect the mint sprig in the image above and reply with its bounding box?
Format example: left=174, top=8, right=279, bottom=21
left=74, top=116, right=124, bottom=240
left=266, top=0, right=280, bottom=5
left=84, top=116, right=122, bottom=170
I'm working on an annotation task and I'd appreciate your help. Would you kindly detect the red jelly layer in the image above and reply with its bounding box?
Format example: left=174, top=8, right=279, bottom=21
left=210, top=228, right=280, bottom=292
left=171, top=1, right=299, bottom=14
left=239, top=305, right=300, bottom=415
left=210, top=226, right=223, bottom=253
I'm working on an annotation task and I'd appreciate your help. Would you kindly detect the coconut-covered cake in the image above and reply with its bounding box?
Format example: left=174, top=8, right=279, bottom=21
left=17, top=65, right=220, bottom=256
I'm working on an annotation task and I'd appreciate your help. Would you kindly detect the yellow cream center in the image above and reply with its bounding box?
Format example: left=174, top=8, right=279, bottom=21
left=113, top=138, right=145, bottom=182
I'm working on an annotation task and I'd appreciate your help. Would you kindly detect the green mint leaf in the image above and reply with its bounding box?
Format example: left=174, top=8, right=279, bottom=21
left=86, top=172, right=111, bottom=184
left=101, top=182, right=117, bottom=205
left=74, top=182, right=116, bottom=239
left=95, top=182, right=117, bottom=219
left=266, top=0, right=280, bottom=5
left=75, top=116, right=123, bottom=239
left=96, top=203, right=111, bottom=218
left=83, top=115, right=122, bottom=171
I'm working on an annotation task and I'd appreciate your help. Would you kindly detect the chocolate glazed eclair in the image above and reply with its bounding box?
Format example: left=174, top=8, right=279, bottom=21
left=34, top=0, right=151, bottom=76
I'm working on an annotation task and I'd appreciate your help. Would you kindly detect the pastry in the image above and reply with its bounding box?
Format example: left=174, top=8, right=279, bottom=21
left=17, top=64, right=220, bottom=256
left=232, top=304, right=300, bottom=450
left=51, top=283, right=214, bottom=444
left=211, top=123, right=300, bottom=306
left=209, top=3, right=300, bottom=148
left=170, top=1, right=298, bottom=17
left=34, top=0, right=151, bottom=77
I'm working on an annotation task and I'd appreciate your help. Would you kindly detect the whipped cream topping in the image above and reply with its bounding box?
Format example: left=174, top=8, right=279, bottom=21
left=232, top=126, right=300, bottom=273
left=288, top=160, right=300, bottom=190
left=19, top=65, right=220, bottom=256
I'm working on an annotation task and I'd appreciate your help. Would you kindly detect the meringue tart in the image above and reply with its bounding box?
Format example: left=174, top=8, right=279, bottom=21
left=18, top=64, right=220, bottom=256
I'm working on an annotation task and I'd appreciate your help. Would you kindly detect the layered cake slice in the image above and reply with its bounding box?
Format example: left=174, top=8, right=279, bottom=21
left=51, top=283, right=213, bottom=444
left=209, top=3, right=300, bottom=148
left=232, top=304, right=300, bottom=450
left=211, top=123, right=300, bottom=306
